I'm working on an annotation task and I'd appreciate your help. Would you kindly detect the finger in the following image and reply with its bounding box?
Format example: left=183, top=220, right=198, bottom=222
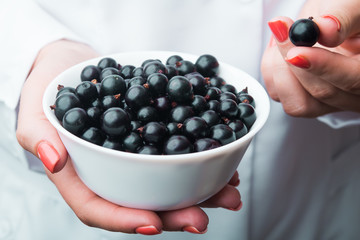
left=50, top=159, right=163, bottom=235
left=271, top=48, right=336, bottom=117
left=17, top=66, right=68, bottom=173
left=261, top=35, right=281, bottom=101
left=268, top=16, right=295, bottom=57
left=285, top=47, right=360, bottom=111
left=157, top=206, right=208, bottom=234
left=199, top=184, right=242, bottom=210
left=314, top=0, right=360, bottom=47
left=228, top=170, right=240, bottom=186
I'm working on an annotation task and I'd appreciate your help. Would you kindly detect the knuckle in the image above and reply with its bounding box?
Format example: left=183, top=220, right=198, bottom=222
left=309, top=86, right=336, bottom=101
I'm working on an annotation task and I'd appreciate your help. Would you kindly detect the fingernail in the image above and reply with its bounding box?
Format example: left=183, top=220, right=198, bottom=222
left=183, top=226, right=208, bottom=234
left=226, top=201, right=243, bottom=211
left=37, top=141, right=60, bottom=173
left=285, top=55, right=311, bottom=69
left=135, top=225, right=161, bottom=235
left=268, top=20, right=288, bottom=42
left=321, top=15, right=341, bottom=32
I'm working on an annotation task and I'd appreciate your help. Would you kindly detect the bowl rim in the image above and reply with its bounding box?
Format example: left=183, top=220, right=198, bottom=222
left=43, top=50, right=270, bottom=164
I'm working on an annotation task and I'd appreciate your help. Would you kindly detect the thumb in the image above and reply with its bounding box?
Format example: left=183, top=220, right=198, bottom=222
left=314, top=0, right=360, bottom=47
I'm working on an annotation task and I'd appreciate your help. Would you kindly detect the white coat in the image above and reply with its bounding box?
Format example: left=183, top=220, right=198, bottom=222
left=0, top=0, right=359, bottom=239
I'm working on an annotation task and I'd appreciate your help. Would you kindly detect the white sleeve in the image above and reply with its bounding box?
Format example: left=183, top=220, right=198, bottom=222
left=0, top=0, right=85, bottom=109
left=317, top=112, right=360, bottom=129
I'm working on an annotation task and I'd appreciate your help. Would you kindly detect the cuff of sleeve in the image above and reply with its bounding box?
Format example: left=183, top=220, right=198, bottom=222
left=0, top=0, right=86, bottom=109
left=317, top=112, right=360, bottom=129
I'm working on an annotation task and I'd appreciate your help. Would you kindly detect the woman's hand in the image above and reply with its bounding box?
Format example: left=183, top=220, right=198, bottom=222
left=16, top=39, right=242, bottom=235
left=261, top=0, right=360, bottom=117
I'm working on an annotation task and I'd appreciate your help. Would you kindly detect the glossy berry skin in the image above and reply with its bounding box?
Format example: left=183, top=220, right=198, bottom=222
left=53, top=92, right=82, bottom=121
left=191, top=95, right=208, bottom=114
left=165, top=65, right=178, bottom=80
left=62, top=107, right=89, bottom=136
left=204, top=87, right=222, bottom=101
left=228, top=120, right=248, bottom=139
left=175, top=60, right=196, bottom=76
left=170, top=105, right=194, bottom=123
left=102, top=138, right=123, bottom=151
left=199, top=110, right=221, bottom=127
left=187, top=75, right=208, bottom=96
left=289, top=17, right=320, bottom=47
left=56, top=85, right=76, bottom=98
left=119, top=65, right=135, bottom=79
left=100, top=67, right=120, bottom=81
left=125, top=85, right=151, bottom=110
left=86, top=106, right=102, bottom=127
left=237, top=93, right=255, bottom=108
left=219, top=99, right=239, bottom=119
left=81, top=127, right=105, bottom=146
left=101, top=94, right=122, bottom=110
left=132, top=67, right=144, bottom=77
left=153, top=96, right=171, bottom=113
left=166, top=55, right=183, bottom=65
left=128, top=76, right=146, bottom=88
left=147, top=73, right=169, bottom=97
left=194, top=138, right=221, bottom=152
left=76, top=81, right=98, bottom=106
left=166, top=76, right=194, bottom=104
left=122, top=132, right=143, bottom=153
left=182, top=117, right=208, bottom=140
left=209, top=124, right=236, bottom=146
left=101, top=107, right=130, bottom=137
left=195, top=54, right=219, bottom=77
left=142, top=122, right=168, bottom=145
left=208, top=100, right=220, bottom=111
left=137, top=145, right=160, bottom=155
left=166, top=122, right=183, bottom=135
left=137, top=106, right=159, bottom=124
left=81, top=65, right=100, bottom=82
left=220, top=84, right=237, bottom=94
left=143, top=61, right=167, bottom=78
left=97, top=57, right=118, bottom=70
left=237, top=103, right=256, bottom=130
left=100, top=75, right=127, bottom=97
left=163, top=135, right=193, bottom=155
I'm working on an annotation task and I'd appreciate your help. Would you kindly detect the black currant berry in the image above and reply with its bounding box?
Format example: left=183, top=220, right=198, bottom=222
left=125, top=85, right=151, bottom=110
left=194, top=138, right=221, bottom=152
left=187, top=75, right=208, bottom=96
left=101, top=94, right=122, bottom=110
left=81, top=65, right=100, bottom=82
left=166, top=55, right=183, bottom=65
left=199, top=110, right=221, bottom=127
left=166, top=76, right=194, bottom=104
left=195, top=54, right=219, bottom=77
left=147, top=73, right=168, bottom=97
left=142, top=121, right=168, bottom=145
left=170, top=105, right=194, bottom=123
left=204, top=87, right=222, bottom=101
left=208, top=100, right=220, bottom=111
left=182, top=117, right=208, bottom=140
left=175, top=60, right=196, bottom=76
left=209, top=76, right=225, bottom=88
left=128, top=76, right=146, bottom=88
left=98, top=57, right=118, bottom=70
left=81, top=127, right=105, bottom=146
left=75, top=81, right=98, bottom=106
left=122, top=132, right=144, bottom=153
left=99, top=75, right=127, bottom=97
left=100, top=67, right=120, bottom=81
left=143, top=61, right=167, bottom=78
left=101, top=107, right=130, bottom=137
left=165, top=65, right=178, bottom=79
left=86, top=106, right=102, bottom=127
left=228, top=120, right=248, bottom=139
left=191, top=95, right=208, bottom=114
left=132, top=66, right=144, bottom=77
left=163, top=135, right=193, bottom=155
left=289, top=17, right=320, bottom=47
left=52, top=92, right=82, bottom=121
left=209, top=124, right=236, bottom=146
left=153, top=96, right=171, bottom=113
left=137, top=145, right=160, bottom=155
left=56, top=85, right=76, bottom=98
left=166, top=122, right=183, bottom=135
left=102, top=138, right=123, bottom=151
left=237, top=93, right=255, bottom=108
left=62, top=107, right=89, bottom=136
left=137, top=106, right=159, bottom=123
left=220, top=84, right=237, bottom=94
left=119, top=65, right=135, bottom=79
left=219, top=99, right=239, bottom=119
left=237, top=103, right=256, bottom=130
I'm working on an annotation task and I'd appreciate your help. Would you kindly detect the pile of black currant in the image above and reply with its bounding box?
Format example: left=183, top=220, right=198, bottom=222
left=51, top=54, right=257, bottom=155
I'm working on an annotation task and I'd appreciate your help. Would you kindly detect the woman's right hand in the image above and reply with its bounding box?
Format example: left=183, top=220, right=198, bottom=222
left=16, top=39, right=242, bottom=235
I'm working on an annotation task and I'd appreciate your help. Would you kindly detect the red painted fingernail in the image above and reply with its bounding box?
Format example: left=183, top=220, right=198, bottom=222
left=226, top=201, right=243, bottom=211
left=37, top=141, right=60, bottom=173
left=135, top=225, right=161, bottom=235
left=321, top=15, right=341, bottom=32
left=183, top=226, right=208, bottom=234
left=285, top=55, right=311, bottom=69
left=268, top=20, right=288, bottom=42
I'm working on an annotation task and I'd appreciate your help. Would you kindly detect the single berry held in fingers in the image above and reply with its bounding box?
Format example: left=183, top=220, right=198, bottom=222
left=289, top=17, right=320, bottom=47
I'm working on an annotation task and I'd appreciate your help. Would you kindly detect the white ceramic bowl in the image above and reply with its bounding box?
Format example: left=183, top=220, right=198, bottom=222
left=43, top=51, right=270, bottom=211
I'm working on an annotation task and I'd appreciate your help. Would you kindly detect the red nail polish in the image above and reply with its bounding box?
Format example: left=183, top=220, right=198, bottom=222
left=37, top=141, right=60, bottom=173
left=135, top=225, right=161, bottom=235
left=183, top=226, right=208, bottom=234
left=268, top=20, right=288, bottom=42
left=285, top=55, right=311, bottom=68
left=321, top=15, right=341, bottom=32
